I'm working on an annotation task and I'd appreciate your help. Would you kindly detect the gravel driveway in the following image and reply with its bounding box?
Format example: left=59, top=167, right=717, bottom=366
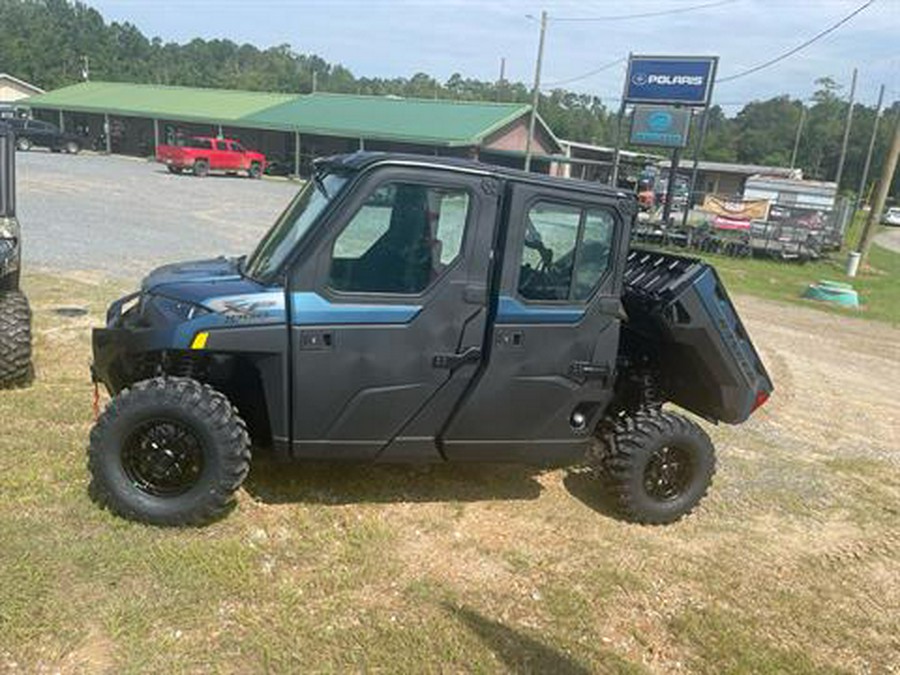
left=16, top=151, right=299, bottom=278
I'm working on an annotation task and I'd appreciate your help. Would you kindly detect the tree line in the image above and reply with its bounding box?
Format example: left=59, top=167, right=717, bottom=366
left=1, top=0, right=896, bottom=196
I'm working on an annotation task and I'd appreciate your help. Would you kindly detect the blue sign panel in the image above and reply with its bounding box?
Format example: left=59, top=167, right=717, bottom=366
left=625, top=55, right=717, bottom=106
left=630, top=106, right=692, bottom=147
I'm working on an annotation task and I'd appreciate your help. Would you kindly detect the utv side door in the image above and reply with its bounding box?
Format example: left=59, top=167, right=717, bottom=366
left=441, top=182, right=629, bottom=464
left=287, top=165, right=499, bottom=460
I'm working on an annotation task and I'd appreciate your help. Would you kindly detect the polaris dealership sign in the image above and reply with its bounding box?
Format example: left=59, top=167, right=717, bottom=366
left=625, top=55, right=718, bottom=106
left=630, top=106, right=691, bottom=148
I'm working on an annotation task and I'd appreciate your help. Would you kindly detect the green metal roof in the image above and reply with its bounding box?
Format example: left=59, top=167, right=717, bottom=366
left=25, top=81, right=534, bottom=147
left=26, top=81, right=295, bottom=126
left=248, top=93, right=530, bottom=146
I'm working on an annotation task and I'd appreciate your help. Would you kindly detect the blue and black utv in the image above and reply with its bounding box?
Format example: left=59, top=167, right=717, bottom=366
left=89, top=153, right=772, bottom=526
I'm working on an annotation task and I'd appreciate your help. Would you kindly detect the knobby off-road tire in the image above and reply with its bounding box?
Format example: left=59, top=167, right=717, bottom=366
left=597, top=410, right=715, bottom=525
left=0, top=291, right=33, bottom=388
left=89, top=377, right=251, bottom=526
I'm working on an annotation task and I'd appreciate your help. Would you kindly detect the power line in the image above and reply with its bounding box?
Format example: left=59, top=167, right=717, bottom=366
left=718, top=0, right=875, bottom=83
left=542, top=57, right=626, bottom=88
left=550, top=0, right=736, bottom=22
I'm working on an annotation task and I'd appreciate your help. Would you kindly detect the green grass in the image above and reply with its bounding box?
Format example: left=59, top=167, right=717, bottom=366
left=680, top=234, right=900, bottom=325
left=0, top=272, right=897, bottom=672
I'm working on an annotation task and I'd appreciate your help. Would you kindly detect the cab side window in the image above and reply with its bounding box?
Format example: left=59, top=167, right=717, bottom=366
left=518, top=201, right=615, bottom=302
left=216, top=141, right=227, bottom=151
left=329, top=182, right=470, bottom=295
left=573, top=209, right=615, bottom=300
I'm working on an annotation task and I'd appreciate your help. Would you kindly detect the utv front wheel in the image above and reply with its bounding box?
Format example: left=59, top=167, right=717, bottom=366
left=88, top=377, right=251, bottom=525
left=598, top=410, right=715, bottom=525
left=0, top=291, right=33, bottom=388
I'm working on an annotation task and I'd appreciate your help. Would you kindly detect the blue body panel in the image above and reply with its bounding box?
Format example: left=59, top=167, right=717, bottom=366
left=495, top=295, right=585, bottom=325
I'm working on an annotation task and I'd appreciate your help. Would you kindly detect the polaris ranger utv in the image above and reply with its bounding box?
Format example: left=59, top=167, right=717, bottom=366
left=89, top=153, right=772, bottom=526
left=0, top=123, right=32, bottom=388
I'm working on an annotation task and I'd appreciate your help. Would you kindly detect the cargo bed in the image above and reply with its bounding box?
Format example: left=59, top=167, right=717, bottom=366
left=621, top=249, right=773, bottom=424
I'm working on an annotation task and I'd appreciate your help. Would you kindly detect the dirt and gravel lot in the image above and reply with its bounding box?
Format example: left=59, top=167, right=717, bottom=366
left=0, top=151, right=897, bottom=672
left=17, top=151, right=297, bottom=277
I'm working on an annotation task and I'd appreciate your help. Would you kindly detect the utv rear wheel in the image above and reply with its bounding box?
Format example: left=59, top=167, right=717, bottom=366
left=192, top=159, right=209, bottom=177
left=597, top=410, right=715, bottom=525
left=88, top=377, right=251, bottom=526
left=0, top=291, right=32, bottom=388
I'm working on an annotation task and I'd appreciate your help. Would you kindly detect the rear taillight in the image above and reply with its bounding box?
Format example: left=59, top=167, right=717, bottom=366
left=751, top=390, right=770, bottom=412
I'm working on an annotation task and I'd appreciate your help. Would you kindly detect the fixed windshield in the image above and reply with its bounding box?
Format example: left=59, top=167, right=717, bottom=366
left=245, top=173, right=348, bottom=281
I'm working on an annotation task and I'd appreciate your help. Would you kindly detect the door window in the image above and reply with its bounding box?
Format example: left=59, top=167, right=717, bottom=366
left=518, top=201, right=615, bottom=302
left=329, top=182, right=470, bottom=295
left=573, top=209, right=615, bottom=300
left=216, top=140, right=227, bottom=151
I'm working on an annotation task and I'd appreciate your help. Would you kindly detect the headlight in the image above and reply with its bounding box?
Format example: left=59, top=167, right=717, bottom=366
left=146, top=294, right=211, bottom=321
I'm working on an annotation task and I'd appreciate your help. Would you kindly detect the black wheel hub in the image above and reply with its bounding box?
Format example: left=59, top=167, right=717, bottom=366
left=643, top=445, right=692, bottom=501
left=122, top=419, right=205, bottom=496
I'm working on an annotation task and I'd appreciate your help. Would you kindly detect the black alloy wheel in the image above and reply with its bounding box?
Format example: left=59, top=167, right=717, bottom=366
left=643, top=445, right=693, bottom=501
left=122, top=418, right=205, bottom=497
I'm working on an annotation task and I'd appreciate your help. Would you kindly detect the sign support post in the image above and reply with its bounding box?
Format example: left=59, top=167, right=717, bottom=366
left=662, top=145, right=682, bottom=227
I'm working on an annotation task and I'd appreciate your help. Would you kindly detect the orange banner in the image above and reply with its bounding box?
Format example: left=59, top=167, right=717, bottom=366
left=701, top=195, right=770, bottom=221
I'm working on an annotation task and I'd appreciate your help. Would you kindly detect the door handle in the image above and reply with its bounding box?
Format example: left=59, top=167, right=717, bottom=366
left=299, top=329, right=333, bottom=351
left=433, top=346, right=481, bottom=370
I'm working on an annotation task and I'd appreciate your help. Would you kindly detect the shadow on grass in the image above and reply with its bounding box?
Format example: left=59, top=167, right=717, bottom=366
left=562, top=467, right=621, bottom=520
left=444, top=602, right=591, bottom=675
left=244, top=458, right=544, bottom=506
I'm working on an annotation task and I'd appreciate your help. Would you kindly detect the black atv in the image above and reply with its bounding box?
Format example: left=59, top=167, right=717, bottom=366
left=89, top=153, right=772, bottom=526
left=0, top=123, right=32, bottom=388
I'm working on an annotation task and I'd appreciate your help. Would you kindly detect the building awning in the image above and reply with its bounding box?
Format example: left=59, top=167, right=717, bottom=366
left=25, top=81, right=547, bottom=148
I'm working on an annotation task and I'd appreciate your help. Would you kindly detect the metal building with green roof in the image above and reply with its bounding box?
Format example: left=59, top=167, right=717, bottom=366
left=25, top=81, right=561, bottom=174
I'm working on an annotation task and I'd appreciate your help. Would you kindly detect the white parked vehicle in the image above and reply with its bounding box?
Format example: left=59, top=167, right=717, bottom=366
left=881, top=207, right=900, bottom=226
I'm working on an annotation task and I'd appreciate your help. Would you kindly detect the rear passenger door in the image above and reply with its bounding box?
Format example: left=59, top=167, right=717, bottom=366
left=442, top=182, right=628, bottom=463
left=229, top=141, right=248, bottom=170
left=213, top=139, right=232, bottom=170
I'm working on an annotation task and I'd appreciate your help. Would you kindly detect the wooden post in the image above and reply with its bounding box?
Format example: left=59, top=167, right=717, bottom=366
left=58, top=110, right=64, bottom=132
left=104, top=113, right=111, bottom=154
left=294, top=131, right=301, bottom=179
left=153, top=119, right=160, bottom=155
left=857, top=114, right=900, bottom=265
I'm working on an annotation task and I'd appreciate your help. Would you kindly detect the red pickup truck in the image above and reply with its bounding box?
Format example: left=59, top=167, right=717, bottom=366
left=156, top=136, right=267, bottom=178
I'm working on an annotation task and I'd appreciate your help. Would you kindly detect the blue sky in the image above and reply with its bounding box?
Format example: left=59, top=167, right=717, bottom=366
left=90, top=0, right=898, bottom=110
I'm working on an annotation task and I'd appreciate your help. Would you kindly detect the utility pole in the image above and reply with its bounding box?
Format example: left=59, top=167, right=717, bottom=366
left=834, top=67, right=857, bottom=190
left=682, top=108, right=711, bottom=228
left=856, top=113, right=900, bottom=265
left=790, top=104, right=806, bottom=170
left=524, top=11, right=547, bottom=173
left=497, top=57, right=506, bottom=102
left=854, top=83, right=885, bottom=213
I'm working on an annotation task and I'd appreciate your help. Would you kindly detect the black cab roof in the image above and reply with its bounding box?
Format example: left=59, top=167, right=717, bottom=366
left=315, top=151, right=631, bottom=201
